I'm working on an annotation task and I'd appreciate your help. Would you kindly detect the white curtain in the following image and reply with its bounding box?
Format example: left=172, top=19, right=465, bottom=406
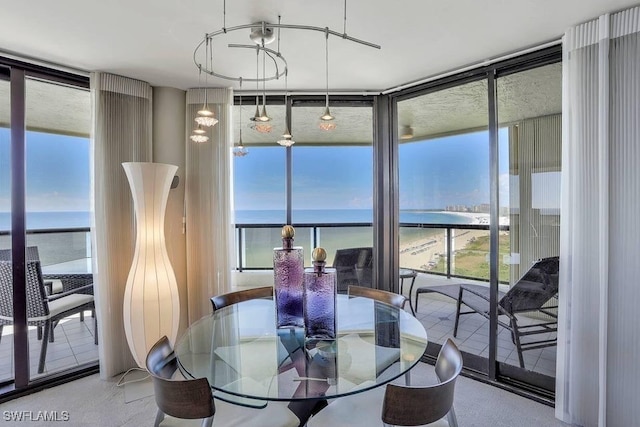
left=91, top=72, right=152, bottom=378
left=185, top=88, right=235, bottom=323
left=557, top=7, right=640, bottom=426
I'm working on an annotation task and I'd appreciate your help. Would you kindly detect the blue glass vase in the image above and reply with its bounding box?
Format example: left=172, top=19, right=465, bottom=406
left=303, top=248, right=337, bottom=342
left=274, top=225, right=305, bottom=329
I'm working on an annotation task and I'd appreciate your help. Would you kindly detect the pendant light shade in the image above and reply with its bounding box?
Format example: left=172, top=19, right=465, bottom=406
left=234, top=95, right=249, bottom=157
left=277, top=69, right=296, bottom=147
left=319, top=30, right=336, bottom=131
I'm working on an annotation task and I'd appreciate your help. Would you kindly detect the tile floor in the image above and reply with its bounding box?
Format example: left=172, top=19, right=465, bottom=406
left=0, top=272, right=556, bottom=383
left=0, top=311, right=98, bottom=382
left=407, top=273, right=557, bottom=376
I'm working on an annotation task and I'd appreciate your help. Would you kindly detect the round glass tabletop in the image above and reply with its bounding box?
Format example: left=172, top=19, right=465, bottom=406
left=175, top=294, right=427, bottom=402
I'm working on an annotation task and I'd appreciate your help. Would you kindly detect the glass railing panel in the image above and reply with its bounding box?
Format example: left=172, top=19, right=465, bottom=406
left=26, top=229, right=92, bottom=273
left=399, top=226, right=446, bottom=274
left=242, top=227, right=285, bottom=269
left=316, top=226, right=373, bottom=266
left=449, top=229, right=491, bottom=280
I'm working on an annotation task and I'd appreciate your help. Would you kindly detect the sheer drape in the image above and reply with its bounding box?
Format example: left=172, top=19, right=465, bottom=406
left=91, top=72, right=152, bottom=378
left=558, top=7, right=640, bottom=426
left=185, top=88, right=235, bottom=323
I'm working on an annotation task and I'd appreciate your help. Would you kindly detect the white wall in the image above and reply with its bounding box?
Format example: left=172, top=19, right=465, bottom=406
left=152, top=86, right=188, bottom=335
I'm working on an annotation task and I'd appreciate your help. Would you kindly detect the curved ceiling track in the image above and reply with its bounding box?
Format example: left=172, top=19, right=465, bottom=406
left=192, top=21, right=381, bottom=84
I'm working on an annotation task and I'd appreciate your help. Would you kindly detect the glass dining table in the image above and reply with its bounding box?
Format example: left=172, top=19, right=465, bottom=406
left=175, top=293, right=428, bottom=409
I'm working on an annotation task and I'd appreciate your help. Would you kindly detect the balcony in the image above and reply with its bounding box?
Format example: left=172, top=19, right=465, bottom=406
left=0, top=227, right=97, bottom=382
left=234, top=222, right=556, bottom=378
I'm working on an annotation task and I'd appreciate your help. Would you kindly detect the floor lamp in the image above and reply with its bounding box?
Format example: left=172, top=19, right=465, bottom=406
left=122, top=162, right=180, bottom=368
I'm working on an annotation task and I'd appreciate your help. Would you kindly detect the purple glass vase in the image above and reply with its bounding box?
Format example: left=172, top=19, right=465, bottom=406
left=274, top=225, right=305, bottom=329
left=304, top=248, right=337, bottom=341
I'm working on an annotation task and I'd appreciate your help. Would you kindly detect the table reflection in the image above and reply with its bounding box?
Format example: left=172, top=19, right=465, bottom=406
left=176, top=294, right=427, bottom=402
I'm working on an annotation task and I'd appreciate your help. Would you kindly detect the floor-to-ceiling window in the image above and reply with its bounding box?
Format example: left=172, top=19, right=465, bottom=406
left=0, top=60, right=93, bottom=393
left=232, top=97, right=374, bottom=270
left=396, top=47, right=561, bottom=397
left=290, top=102, right=373, bottom=266
left=233, top=98, right=286, bottom=270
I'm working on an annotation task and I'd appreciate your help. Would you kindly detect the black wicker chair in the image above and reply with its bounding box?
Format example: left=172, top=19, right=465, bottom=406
left=0, top=260, right=96, bottom=373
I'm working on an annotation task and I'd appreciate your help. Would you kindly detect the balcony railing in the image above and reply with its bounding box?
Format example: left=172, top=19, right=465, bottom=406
left=0, top=227, right=92, bottom=274
left=1, top=223, right=510, bottom=282
left=235, top=222, right=510, bottom=283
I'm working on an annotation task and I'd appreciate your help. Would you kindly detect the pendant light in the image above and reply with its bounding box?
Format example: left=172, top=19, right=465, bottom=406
left=249, top=45, right=273, bottom=133
left=277, top=68, right=295, bottom=147
left=233, top=91, right=249, bottom=157
left=258, top=42, right=271, bottom=122
left=190, top=66, right=210, bottom=143
left=319, top=29, right=336, bottom=131
left=195, top=38, right=219, bottom=128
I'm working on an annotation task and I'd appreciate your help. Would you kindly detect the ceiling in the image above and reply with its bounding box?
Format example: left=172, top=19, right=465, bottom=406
left=0, top=0, right=637, bottom=93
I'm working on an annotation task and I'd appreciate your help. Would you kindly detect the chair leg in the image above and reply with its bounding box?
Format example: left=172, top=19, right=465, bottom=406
left=202, top=416, right=214, bottom=427
left=153, top=409, right=165, bottom=427
left=80, top=311, right=84, bottom=322
left=447, top=407, right=459, bottom=427
left=404, top=370, right=411, bottom=386
left=37, top=326, right=42, bottom=340
left=38, top=320, right=51, bottom=374
left=49, top=322, right=55, bottom=343
left=453, top=287, right=464, bottom=337
left=94, top=316, right=98, bottom=345
left=510, top=318, right=525, bottom=368
left=0, top=325, right=3, bottom=343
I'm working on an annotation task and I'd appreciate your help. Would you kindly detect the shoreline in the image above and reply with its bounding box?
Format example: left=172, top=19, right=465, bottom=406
left=399, top=223, right=489, bottom=271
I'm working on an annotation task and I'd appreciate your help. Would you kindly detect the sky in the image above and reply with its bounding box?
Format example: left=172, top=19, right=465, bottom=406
left=0, top=126, right=515, bottom=216
left=0, top=129, right=90, bottom=212
left=234, top=128, right=511, bottom=212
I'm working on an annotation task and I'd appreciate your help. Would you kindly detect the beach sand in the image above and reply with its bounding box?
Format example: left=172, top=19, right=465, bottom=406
left=400, top=228, right=489, bottom=271
left=399, top=212, right=493, bottom=271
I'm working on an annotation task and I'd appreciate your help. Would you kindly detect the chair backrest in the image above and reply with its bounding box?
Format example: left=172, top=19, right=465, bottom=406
left=146, top=336, right=215, bottom=420
left=0, top=246, right=41, bottom=261
left=348, top=285, right=408, bottom=310
left=333, top=247, right=373, bottom=292
left=0, top=260, right=49, bottom=322
left=381, top=339, right=462, bottom=426
left=499, top=256, right=559, bottom=314
left=210, top=286, right=273, bottom=312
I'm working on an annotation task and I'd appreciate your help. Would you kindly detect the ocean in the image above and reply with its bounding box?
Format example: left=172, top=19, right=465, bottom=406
left=0, top=209, right=477, bottom=269
left=0, top=211, right=91, bottom=231
left=235, top=209, right=475, bottom=225
left=0, top=209, right=475, bottom=231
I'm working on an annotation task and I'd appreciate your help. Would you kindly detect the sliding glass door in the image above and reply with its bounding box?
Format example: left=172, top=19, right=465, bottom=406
left=397, top=77, right=491, bottom=375
left=0, top=70, right=13, bottom=384
left=0, top=60, right=93, bottom=394
left=495, top=62, right=561, bottom=388
left=394, top=47, right=561, bottom=396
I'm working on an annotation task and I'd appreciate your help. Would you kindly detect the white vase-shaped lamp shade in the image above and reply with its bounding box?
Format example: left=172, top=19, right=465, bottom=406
left=122, top=162, right=180, bottom=368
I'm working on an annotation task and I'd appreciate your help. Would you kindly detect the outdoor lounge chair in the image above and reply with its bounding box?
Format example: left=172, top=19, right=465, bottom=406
left=333, top=247, right=373, bottom=293
left=414, top=256, right=559, bottom=368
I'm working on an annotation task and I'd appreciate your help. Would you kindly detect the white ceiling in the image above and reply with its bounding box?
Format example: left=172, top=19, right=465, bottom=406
left=1, top=0, right=637, bottom=92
